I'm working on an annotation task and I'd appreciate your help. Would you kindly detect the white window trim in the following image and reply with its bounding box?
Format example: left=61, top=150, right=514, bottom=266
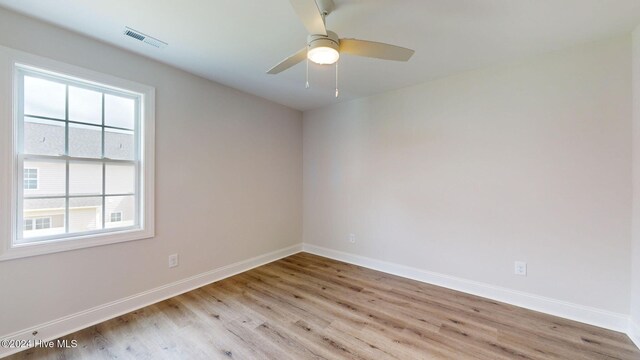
left=0, top=45, right=155, bottom=261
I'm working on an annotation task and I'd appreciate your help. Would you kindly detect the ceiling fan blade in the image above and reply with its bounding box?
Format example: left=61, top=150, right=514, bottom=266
left=267, top=48, right=308, bottom=74
left=289, top=0, right=327, bottom=35
left=339, top=39, right=415, bottom=61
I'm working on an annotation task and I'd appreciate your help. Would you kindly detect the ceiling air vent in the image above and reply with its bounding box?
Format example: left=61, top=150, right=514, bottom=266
left=123, top=27, right=168, bottom=49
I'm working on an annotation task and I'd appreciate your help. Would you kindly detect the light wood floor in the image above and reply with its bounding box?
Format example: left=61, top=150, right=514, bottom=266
left=8, top=252, right=640, bottom=359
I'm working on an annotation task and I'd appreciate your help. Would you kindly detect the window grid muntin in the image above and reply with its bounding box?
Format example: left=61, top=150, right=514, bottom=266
left=16, top=67, right=142, bottom=244
left=101, top=93, right=106, bottom=230
left=24, top=115, right=135, bottom=132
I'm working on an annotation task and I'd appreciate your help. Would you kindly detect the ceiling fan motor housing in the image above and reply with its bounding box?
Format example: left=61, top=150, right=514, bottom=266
left=307, top=30, right=340, bottom=53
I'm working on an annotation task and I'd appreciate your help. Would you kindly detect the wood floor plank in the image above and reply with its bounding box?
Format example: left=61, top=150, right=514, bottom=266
left=6, top=252, right=640, bottom=360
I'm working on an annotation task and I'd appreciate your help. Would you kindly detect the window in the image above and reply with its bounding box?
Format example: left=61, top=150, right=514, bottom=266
left=110, top=212, right=122, bottom=223
left=35, top=218, right=51, bottom=230
left=23, top=168, right=38, bottom=189
left=24, top=217, right=52, bottom=232
left=0, top=50, right=155, bottom=260
left=18, top=68, right=139, bottom=242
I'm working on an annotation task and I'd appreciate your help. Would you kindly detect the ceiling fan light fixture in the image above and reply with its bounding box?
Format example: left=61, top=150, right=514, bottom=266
left=308, top=46, right=339, bottom=64
left=307, top=31, right=340, bottom=65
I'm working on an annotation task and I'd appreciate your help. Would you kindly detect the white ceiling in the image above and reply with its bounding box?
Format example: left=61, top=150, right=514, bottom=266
left=1, top=0, right=639, bottom=111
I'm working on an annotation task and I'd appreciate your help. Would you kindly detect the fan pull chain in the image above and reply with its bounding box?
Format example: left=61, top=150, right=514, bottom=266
left=305, top=57, right=310, bottom=89
left=335, top=61, right=339, bottom=98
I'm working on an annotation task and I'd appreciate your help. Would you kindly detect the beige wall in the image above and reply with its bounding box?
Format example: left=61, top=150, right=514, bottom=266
left=303, top=36, right=632, bottom=313
left=0, top=3, right=635, bottom=340
left=0, top=7, right=302, bottom=336
left=632, top=26, right=640, bottom=329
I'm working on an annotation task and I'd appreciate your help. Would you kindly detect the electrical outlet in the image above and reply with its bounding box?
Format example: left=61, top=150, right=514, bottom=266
left=514, top=261, right=527, bottom=276
left=349, top=233, right=356, bottom=243
left=169, top=254, right=179, bottom=268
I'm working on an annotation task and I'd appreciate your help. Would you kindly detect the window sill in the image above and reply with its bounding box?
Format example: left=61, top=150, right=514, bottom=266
left=0, top=227, right=154, bottom=261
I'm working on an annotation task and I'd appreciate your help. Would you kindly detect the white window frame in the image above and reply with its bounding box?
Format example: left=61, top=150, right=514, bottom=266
left=0, top=46, right=155, bottom=261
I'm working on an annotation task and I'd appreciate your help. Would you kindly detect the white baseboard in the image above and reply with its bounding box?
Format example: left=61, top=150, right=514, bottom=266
left=302, top=244, right=629, bottom=333
left=630, top=318, right=640, bottom=349
left=0, top=244, right=303, bottom=359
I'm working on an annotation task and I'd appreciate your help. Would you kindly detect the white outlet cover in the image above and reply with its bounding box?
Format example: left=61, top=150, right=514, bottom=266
left=169, top=254, right=179, bottom=268
left=349, top=234, right=356, bottom=243
left=514, top=261, right=527, bottom=276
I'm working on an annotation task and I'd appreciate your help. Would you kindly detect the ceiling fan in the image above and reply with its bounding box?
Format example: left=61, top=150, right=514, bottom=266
left=267, top=0, right=415, bottom=95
